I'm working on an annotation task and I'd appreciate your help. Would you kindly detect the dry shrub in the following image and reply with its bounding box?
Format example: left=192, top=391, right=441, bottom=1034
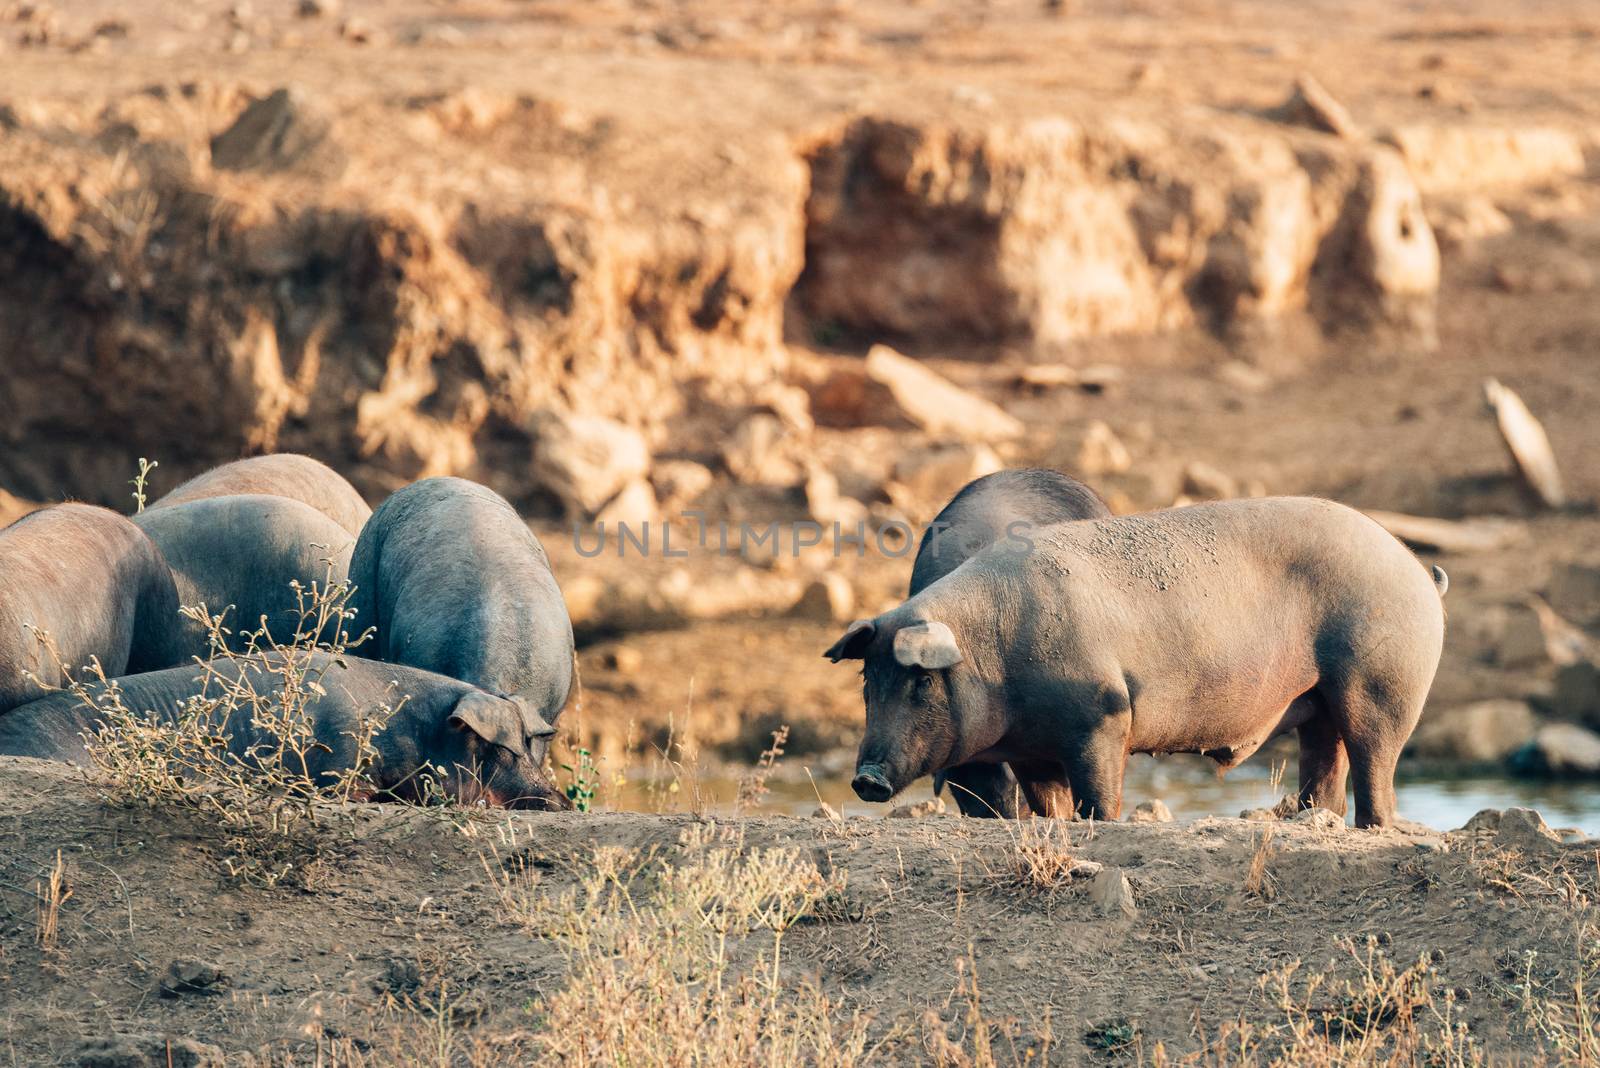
left=1244, top=826, right=1278, bottom=901
left=922, top=951, right=1053, bottom=1067
left=984, top=817, right=1090, bottom=895
left=34, top=559, right=394, bottom=887
left=482, top=823, right=879, bottom=1065
left=1514, top=921, right=1600, bottom=1064
left=1151, top=937, right=1481, bottom=1067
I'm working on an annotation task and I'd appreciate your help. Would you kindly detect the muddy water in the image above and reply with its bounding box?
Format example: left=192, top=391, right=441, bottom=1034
left=606, top=753, right=1600, bottom=834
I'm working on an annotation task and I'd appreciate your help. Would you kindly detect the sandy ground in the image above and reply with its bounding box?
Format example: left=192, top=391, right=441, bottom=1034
left=0, top=758, right=1595, bottom=1065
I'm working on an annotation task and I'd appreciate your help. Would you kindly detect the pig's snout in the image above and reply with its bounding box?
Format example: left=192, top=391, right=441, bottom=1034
left=852, top=763, right=894, bottom=803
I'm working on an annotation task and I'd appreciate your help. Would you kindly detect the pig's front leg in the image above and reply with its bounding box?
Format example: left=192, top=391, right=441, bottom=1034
left=1010, top=762, right=1074, bottom=818
left=1057, top=711, right=1131, bottom=820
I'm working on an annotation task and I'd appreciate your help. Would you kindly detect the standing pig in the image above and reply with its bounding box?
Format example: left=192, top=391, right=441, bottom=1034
left=911, top=468, right=1111, bottom=818
left=134, top=494, right=356, bottom=658
left=348, top=477, right=574, bottom=768
left=826, top=497, right=1448, bottom=829
left=0, top=652, right=567, bottom=809
left=147, top=454, right=372, bottom=536
left=1, top=504, right=184, bottom=713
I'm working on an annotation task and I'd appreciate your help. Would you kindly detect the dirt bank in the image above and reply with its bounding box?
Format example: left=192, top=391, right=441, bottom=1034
left=0, top=758, right=1595, bottom=1064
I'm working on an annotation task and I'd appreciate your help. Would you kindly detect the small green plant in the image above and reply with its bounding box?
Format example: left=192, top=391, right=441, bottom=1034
left=129, top=457, right=157, bottom=513
left=559, top=745, right=599, bottom=812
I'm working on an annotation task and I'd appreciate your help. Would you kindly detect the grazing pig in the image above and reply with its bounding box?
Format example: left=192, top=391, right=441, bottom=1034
left=348, top=477, right=574, bottom=768
left=134, top=494, right=356, bottom=658
left=911, top=469, right=1111, bottom=818
left=826, top=497, right=1448, bottom=829
left=0, top=652, right=567, bottom=809
left=0, top=504, right=185, bottom=714
left=148, top=454, right=372, bottom=536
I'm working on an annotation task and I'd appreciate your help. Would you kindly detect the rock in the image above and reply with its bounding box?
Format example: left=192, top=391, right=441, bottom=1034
left=722, top=414, right=803, bottom=487
left=1509, top=723, right=1600, bottom=780
left=594, top=478, right=659, bottom=527
left=1077, top=422, right=1132, bottom=477
left=863, top=345, right=1024, bottom=443
left=1268, top=74, right=1359, bottom=140
left=529, top=411, right=652, bottom=517
left=1292, top=807, right=1344, bottom=831
left=1317, top=146, right=1440, bottom=344
left=296, top=0, right=337, bottom=16
left=1491, top=253, right=1595, bottom=295
left=158, top=958, right=230, bottom=998
left=601, top=646, right=643, bottom=674
left=209, top=87, right=346, bottom=177
left=1549, top=563, right=1600, bottom=626
left=1553, top=659, right=1600, bottom=730
left=1381, top=125, right=1586, bottom=196
left=888, top=797, right=946, bottom=819
left=804, top=467, right=870, bottom=529
left=1493, top=807, right=1563, bottom=854
left=1240, top=808, right=1276, bottom=822
left=1128, top=799, right=1173, bottom=823
left=751, top=381, right=815, bottom=436
left=1427, top=195, right=1511, bottom=252
left=1088, top=866, right=1137, bottom=918
left=339, top=16, right=378, bottom=43
left=1364, top=510, right=1526, bottom=554
left=75, top=1033, right=225, bottom=1068
left=891, top=443, right=1001, bottom=505
left=1181, top=461, right=1237, bottom=500
left=1484, top=377, right=1565, bottom=509
left=1216, top=360, right=1272, bottom=393
left=1496, top=603, right=1554, bottom=669
left=650, top=460, right=714, bottom=511
left=813, top=802, right=840, bottom=820
left=1457, top=809, right=1502, bottom=833
left=1407, top=699, right=1537, bottom=764
left=790, top=573, right=855, bottom=623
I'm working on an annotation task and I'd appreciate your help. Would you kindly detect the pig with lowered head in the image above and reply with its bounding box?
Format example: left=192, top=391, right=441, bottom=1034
left=910, top=468, right=1111, bottom=818
left=147, top=454, right=372, bottom=536
left=0, top=652, right=568, bottom=809
left=348, top=477, right=574, bottom=769
left=1, top=504, right=185, bottom=714
left=827, top=497, right=1448, bottom=829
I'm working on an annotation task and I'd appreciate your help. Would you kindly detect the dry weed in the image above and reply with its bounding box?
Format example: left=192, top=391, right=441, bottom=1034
left=30, top=554, right=391, bottom=887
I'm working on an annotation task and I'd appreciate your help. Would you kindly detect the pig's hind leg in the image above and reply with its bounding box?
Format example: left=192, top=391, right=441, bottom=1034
left=1294, top=697, right=1350, bottom=817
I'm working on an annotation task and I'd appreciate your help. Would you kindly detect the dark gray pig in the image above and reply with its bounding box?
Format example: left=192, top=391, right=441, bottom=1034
left=827, top=497, right=1448, bottom=829
left=911, top=468, right=1111, bottom=818
left=1, top=504, right=185, bottom=713
left=148, top=454, right=372, bottom=536
left=134, top=494, right=356, bottom=657
left=348, top=477, right=574, bottom=768
left=0, top=652, right=567, bottom=809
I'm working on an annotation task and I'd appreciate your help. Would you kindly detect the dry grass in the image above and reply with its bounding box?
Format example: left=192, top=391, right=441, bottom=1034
left=1151, top=937, right=1482, bottom=1067
left=30, top=557, right=395, bottom=887
left=33, top=850, right=70, bottom=953
left=1244, top=826, right=1278, bottom=901
left=736, top=724, right=790, bottom=814
left=983, top=817, right=1093, bottom=896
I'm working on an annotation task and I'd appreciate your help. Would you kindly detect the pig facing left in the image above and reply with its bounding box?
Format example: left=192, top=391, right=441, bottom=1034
left=0, top=504, right=185, bottom=714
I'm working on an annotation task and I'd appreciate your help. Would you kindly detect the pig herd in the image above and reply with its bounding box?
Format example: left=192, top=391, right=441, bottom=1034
left=0, top=455, right=1450, bottom=827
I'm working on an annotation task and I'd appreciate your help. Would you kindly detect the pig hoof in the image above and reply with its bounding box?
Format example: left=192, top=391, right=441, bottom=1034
left=852, top=769, right=894, bottom=803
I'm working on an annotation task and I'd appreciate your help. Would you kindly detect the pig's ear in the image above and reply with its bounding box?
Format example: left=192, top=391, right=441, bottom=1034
left=510, top=695, right=558, bottom=740
left=893, top=620, right=963, bottom=670
left=823, top=619, right=876, bottom=662
left=449, top=692, right=525, bottom=754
